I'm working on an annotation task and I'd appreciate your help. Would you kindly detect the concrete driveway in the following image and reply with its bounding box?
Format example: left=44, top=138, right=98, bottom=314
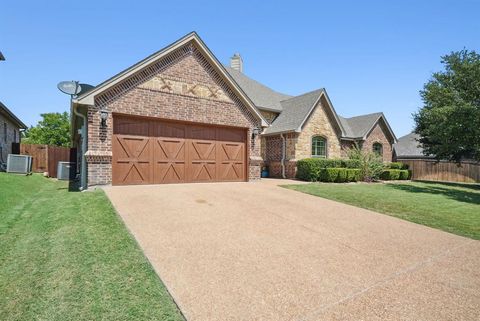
left=104, top=179, right=479, bottom=321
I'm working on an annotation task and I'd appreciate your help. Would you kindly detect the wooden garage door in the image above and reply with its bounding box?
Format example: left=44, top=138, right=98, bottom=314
left=112, top=116, right=246, bottom=185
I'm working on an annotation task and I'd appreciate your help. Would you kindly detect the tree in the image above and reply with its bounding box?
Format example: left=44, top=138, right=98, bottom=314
left=23, top=112, right=71, bottom=147
left=414, top=50, right=480, bottom=162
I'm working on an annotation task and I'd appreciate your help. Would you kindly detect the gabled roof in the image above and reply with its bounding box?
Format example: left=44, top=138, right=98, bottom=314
left=339, top=112, right=397, bottom=142
left=393, top=132, right=430, bottom=158
left=224, top=66, right=292, bottom=112
left=73, top=32, right=268, bottom=126
left=0, top=101, right=27, bottom=129
left=263, top=88, right=346, bottom=135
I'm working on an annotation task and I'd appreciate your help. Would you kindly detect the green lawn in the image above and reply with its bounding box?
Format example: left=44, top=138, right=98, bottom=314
left=0, top=173, right=184, bottom=321
left=284, top=181, right=480, bottom=240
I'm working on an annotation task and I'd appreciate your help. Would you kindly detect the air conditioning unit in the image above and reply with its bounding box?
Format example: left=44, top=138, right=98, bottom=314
left=57, top=162, right=76, bottom=180
left=6, top=154, right=33, bottom=174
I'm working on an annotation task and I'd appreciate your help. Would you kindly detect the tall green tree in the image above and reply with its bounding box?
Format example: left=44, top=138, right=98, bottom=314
left=414, top=50, right=480, bottom=162
left=23, top=112, right=71, bottom=147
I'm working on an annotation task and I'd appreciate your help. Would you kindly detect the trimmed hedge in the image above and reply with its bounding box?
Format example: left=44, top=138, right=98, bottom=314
left=380, top=169, right=409, bottom=180
left=296, top=158, right=362, bottom=181
left=399, top=170, right=410, bottom=180
left=387, top=162, right=409, bottom=170
left=296, top=163, right=361, bottom=183
left=346, top=168, right=361, bottom=182
left=322, top=168, right=340, bottom=182
left=296, top=159, right=322, bottom=181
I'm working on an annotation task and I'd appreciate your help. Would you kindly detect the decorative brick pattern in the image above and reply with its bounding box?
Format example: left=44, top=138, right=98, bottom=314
left=0, top=113, right=20, bottom=163
left=86, top=41, right=262, bottom=186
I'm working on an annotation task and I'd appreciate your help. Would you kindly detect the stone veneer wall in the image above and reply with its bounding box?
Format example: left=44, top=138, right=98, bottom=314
left=86, top=43, right=262, bottom=186
left=260, top=110, right=279, bottom=124
left=295, top=97, right=342, bottom=159
left=0, top=113, right=20, bottom=163
left=361, top=121, right=393, bottom=162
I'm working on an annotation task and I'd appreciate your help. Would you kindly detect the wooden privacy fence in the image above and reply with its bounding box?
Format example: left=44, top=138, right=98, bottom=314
left=399, top=159, right=480, bottom=183
left=12, top=143, right=76, bottom=178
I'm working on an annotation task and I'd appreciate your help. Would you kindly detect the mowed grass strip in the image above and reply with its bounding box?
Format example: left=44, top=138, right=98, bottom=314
left=0, top=173, right=185, bottom=321
left=284, top=181, right=480, bottom=240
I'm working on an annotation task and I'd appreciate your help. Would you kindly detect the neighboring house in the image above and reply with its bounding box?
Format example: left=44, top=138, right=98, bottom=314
left=393, top=132, right=480, bottom=183
left=0, top=101, right=27, bottom=164
left=393, top=132, right=431, bottom=160
left=71, top=32, right=396, bottom=187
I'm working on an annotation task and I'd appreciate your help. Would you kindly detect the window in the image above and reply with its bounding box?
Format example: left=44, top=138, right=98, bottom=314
left=311, top=136, right=327, bottom=158
left=13, top=129, right=17, bottom=143
left=3, top=123, right=6, bottom=143
left=373, top=142, right=383, bottom=156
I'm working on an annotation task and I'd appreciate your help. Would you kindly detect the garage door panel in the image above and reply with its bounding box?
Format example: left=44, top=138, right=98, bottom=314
left=112, top=117, right=246, bottom=185
left=114, top=117, right=150, bottom=136
left=153, top=121, right=186, bottom=139
left=190, top=162, right=216, bottom=182
left=153, top=138, right=186, bottom=184
left=189, top=125, right=216, bottom=140
left=218, top=142, right=245, bottom=181
left=217, top=127, right=245, bottom=142
left=112, top=135, right=153, bottom=185
left=190, top=140, right=216, bottom=161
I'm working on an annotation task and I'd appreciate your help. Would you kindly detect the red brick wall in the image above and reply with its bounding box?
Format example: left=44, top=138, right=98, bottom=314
left=86, top=44, right=261, bottom=185
left=362, top=122, right=393, bottom=162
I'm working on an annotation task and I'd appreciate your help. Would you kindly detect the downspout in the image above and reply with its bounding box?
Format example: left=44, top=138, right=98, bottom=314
left=280, top=133, right=286, bottom=179
left=72, top=102, right=87, bottom=190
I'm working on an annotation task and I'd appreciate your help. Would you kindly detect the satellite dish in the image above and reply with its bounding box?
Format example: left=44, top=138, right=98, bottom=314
left=57, top=81, right=81, bottom=95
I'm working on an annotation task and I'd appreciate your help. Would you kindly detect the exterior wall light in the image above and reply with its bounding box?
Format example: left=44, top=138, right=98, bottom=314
left=251, top=127, right=261, bottom=139
left=100, top=110, right=108, bottom=127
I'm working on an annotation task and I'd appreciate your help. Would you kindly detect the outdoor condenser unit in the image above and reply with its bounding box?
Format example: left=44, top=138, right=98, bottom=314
left=6, top=154, right=33, bottom=174
left=57, top=162, right=76, bottom=180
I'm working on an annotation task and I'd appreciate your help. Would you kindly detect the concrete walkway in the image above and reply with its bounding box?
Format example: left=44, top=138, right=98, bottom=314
left=104, top=179, right=480, bottom=321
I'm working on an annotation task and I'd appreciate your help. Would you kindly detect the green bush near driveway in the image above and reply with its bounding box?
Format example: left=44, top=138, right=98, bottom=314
left=296, top=158, right=361, bottom=181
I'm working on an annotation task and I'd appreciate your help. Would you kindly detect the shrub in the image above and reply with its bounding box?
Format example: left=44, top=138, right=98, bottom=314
left=296, top=158, right=364, bottom=181
left=344, top=159, right=361, bottom=168
left=296, top=158, right=323, bottom=181
left=388, top=162, right=403, bottom=169
left=346, top=169, right=361, bottom=182
left=336, top=168, right=347, bottom=182
left=399, top=170, right=410, bottom=180
left=381, top=169, right=401, bottom=180
left=347, top=147, right=384, bottom=182
left=322, top=168, right=340, bottom=182
left=387, top=162, right=409, bottom=170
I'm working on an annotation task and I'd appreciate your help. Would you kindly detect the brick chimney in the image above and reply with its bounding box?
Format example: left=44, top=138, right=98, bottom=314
left=230, top=53, right=243, bottom=72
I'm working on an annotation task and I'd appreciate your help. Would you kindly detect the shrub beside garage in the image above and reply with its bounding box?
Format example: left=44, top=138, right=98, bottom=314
left=296, top=158, right=361, bottom=182
left=296, top=158, right=410, bottom=182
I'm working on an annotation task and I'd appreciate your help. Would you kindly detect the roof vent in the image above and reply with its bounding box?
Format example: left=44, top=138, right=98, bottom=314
left=230, top=53, right=243, bottom=73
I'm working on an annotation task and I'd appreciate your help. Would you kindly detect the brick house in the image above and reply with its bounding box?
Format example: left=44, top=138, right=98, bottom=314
left=0, top=101, right=27, bottom=166
left=71, top=32, right=396, bottom=188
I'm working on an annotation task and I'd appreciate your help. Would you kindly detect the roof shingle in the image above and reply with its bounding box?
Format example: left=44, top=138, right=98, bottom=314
left=224, top=66, right=291, bottom=112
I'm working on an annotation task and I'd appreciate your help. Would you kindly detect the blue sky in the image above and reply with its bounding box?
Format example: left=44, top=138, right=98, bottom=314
left=1, top=0, right=479, bottom=137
